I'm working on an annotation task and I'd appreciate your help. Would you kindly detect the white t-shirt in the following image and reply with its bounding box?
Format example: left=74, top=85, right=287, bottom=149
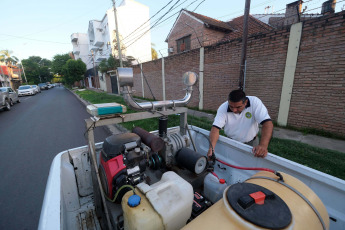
left=213, top=96, right=271, bottom=143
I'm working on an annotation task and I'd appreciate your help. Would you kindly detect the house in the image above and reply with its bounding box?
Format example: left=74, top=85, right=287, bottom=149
left=165, top=9, right=273, bottom=55
left=165, top=10, right=233, bottom=55
left=0, top=65, right=10, bottom=87
left=70, top=0, right=151, bottom=93
left=0, top=65, right=22, bottom=89
left=165, top=0, right=336, bottom=55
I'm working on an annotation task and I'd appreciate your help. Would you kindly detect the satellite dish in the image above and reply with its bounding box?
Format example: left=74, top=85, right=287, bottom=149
left=182, top=72, right=198, bottom=86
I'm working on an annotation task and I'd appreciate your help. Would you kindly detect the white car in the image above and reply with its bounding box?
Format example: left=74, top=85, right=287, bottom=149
left=18, top=85, right=36, bottom=96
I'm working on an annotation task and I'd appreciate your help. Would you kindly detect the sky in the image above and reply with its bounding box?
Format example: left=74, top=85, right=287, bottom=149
left=1, top=0, right=343, bottom=61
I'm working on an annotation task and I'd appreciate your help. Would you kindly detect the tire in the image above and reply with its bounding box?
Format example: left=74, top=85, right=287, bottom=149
left=17, top=99, right=21, bottom=103
left=4, top=100, right=11, bottom=111
left=10, top=99, right=14, bottom=106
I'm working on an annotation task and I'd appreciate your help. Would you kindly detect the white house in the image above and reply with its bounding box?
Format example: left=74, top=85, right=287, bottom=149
left=71, top=0, right=151, bottom=92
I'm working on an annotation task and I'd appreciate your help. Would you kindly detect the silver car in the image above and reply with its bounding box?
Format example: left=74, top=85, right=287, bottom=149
left=0, top=87, right=20, bottom=106
left=31, top=85, right=41, bottom=94
left=18, top=85, right=36, bottom=96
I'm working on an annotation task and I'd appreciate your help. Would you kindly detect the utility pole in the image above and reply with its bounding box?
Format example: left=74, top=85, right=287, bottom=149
left=38, top=59, right=43, bottom=83
left=112, top=0, right=123, bottom=67
left=91, top=50, right=98, bottom=88
left=239, top=0, right=251, bottom=91
left=19, top=59, right=28, bottom=84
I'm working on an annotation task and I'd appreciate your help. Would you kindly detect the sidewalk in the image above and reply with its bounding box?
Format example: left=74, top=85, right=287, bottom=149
left=72, top=88, right=345, bottom=154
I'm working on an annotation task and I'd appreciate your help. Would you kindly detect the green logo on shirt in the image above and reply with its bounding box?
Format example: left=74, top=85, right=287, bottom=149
left=245, top=112, right=252, bottom=119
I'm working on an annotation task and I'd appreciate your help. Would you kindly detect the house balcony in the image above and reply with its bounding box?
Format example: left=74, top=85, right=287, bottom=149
left=73, top=47, right=80, bottom=55
left=96, top=54, right=107, bottom=62
left=71, top=33, right=79, bottom=42
left=93, top=38, right=104, bottom=47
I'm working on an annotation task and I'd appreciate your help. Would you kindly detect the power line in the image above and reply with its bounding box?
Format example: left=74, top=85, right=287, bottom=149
left=122, top=0, right=186, bottom=45
left=123, top=0, right=203, bottom=49
left=0, top=33, right=70, bottom=44
left=0, top=3, right=113, bottom=42
left=121, top=0, right=198, bottom=45
left=121, top=0, right=175, bottom=41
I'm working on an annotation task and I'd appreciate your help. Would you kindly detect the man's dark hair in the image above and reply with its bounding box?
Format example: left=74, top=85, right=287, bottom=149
left=228, top=89, right=246, bottom=102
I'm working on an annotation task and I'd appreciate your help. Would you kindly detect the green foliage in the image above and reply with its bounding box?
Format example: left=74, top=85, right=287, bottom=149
left=51, top=54, right=71, bottom=75
left=63, top=59, right=86, bottom=86
left=99, top=55, right=132, bottom=74
left=21, top=56, right=53, bottom=84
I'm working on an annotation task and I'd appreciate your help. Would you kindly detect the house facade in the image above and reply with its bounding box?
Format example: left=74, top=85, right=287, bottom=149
left=70, top=0, right=151, bottom=93
left=0, top=64, right=23, bottom=89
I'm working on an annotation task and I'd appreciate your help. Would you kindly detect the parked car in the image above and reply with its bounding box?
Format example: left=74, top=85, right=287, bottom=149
left=31, top=85, right=41, bottom=94
left=0, top=87, right=20, bottom=106
left=38, top=83, right=48, bottom=90
left=0, top=87, right=11, bottom=111
left=47, top=84, right=53, bottom=89
left=18, top=85, right=36, bottom=96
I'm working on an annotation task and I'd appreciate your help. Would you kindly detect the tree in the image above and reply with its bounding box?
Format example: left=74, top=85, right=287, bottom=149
left=151, top=43, right=158, bottom=60
left=0, top=50, right=19, bottom=66
left=98, top=55, right=132, bottom=75
left=151, top=48, right=158, bottom=60
left=63, top=59, right=86, bottom=86
left=51, top=54, right=71, bottom=76
left=21, top=56, right=52, bottom=84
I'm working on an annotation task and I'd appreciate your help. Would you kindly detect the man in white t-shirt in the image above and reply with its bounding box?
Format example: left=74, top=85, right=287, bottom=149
left=207, top=89, right=273, bottom=158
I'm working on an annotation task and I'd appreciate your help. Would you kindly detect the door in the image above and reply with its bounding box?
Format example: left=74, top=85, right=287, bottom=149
left=110, top=74, right=119, bottom=94
left=8, top=88, right=18, bottom=102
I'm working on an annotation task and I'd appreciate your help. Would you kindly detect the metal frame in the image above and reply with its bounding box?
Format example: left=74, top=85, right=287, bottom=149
left=85, top=107, right=188, bottom=229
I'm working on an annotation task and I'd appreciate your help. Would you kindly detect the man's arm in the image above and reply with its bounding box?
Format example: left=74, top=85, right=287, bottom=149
left=252, top=120, right=273, bottom=157
left=207, top=126, right=220, bottom=159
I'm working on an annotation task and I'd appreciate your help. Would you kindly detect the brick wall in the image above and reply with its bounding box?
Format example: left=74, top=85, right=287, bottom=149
left=132, top=11, right=345, bottom=136
left=287, top=12, right=345, bottom=133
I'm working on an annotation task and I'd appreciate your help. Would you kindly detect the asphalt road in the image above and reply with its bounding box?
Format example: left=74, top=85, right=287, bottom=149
left=0, top=86, right=109, bottom=230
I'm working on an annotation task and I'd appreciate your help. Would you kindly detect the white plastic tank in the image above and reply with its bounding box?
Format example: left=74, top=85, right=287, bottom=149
left=122, top=171, right=194, bottom=230
left=204, top=173, right=228, bottom=203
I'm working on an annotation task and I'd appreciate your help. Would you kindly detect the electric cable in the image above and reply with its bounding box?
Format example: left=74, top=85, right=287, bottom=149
left=105, top=184, right=135, bottom=202
left=123, top=0, right=202, bottom=48
left=136, top=59, right=157, bottom=101
left=216, top=158, right=275, bottom=173
left=122, top=0, right=186, bottom=46
left=84, top=120, right=97, bottom=139
left=121, top=0, right=175, bottom=41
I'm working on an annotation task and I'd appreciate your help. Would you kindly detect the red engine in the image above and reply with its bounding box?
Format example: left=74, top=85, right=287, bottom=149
left=99, top=154, right=126, bottom=200
left=98, top=133, right=146, bottom=203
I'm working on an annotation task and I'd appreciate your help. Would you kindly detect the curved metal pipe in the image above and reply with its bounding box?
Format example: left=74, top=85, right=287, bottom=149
left=122, top=85, right=193, bottom=111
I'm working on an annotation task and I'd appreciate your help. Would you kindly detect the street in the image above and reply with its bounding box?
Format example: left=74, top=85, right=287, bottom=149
left=0, top=87, right=109, bottom=230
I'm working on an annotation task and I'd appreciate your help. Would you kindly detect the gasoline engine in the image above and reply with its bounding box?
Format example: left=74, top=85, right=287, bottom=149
left=98, top=117, right=207, bottom=203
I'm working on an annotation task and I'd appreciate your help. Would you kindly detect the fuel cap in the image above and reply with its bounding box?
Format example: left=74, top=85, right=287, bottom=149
left=127, top=194, right=141, bottom=207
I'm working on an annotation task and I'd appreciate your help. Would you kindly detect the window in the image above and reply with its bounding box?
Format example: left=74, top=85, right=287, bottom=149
left=176, top=35, right=191, bottom=53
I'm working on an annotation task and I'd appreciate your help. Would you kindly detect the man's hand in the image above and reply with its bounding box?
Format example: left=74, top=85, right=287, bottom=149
left=253, top=121, right=273, bottom=158
left=252, top=145, right=268, bottom=158
left=207, top=149, right=213, bottom=160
